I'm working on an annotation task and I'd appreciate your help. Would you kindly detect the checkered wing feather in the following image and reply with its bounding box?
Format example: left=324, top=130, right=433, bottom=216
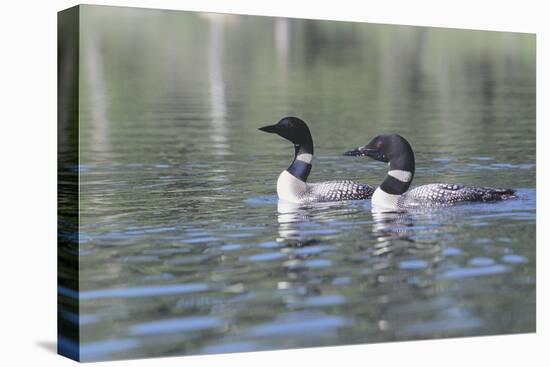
left=307, top=180, right=375, bottom=202
left=400, top=183, right=516, bottom=208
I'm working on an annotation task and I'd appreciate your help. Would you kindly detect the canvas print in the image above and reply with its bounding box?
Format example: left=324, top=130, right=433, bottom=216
left=58, top=5, right=536, bottom=362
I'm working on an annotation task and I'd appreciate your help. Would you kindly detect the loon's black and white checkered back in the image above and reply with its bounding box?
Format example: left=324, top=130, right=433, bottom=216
left=399, top=183, right=516, bottom=208
left=306, top=180, right=375, bottom=202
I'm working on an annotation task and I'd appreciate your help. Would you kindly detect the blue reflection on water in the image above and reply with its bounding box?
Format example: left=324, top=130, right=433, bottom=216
left=249, top=313, right=349, bottom=337
left=130, top=316, right=222, bottom=336
left=441, top=265, right=509, bottom=279
left=59, top=283, right=209, bottom=300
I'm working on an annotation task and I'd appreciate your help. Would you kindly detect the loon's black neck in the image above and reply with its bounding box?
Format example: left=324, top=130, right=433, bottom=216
left=287, top=140, right=314, bottom=182
left=380, top=147, right=415, bottom=195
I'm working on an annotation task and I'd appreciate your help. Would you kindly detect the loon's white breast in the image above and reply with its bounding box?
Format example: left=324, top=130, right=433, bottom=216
left=371, top=187, right=401, bottom=211
left=277, top=170, right=308, bottom=203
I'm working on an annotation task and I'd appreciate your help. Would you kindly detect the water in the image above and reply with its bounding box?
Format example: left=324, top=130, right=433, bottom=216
left=64, top=5, right=535, bottom=361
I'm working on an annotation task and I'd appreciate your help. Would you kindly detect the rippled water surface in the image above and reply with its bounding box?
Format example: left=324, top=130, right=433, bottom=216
left=63, top=6, right=535, bottom=361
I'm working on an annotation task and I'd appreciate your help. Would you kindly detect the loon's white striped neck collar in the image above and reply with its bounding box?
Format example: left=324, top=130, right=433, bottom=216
left=296, top=152, right=313, bottom=163
left=287, top=146, right=313, bottom=182
left=380, top=168, right=413, bottom=195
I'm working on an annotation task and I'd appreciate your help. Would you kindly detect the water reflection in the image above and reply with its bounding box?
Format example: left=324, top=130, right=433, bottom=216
left=276, top=200, right=357, bottom=246
left=83, top=32, right=111, bottom=154
left=372, top=211, right=416, bottom=244
left=206, top=14, right=229, bottom=154
left=275, top=18, right=290, bottom=110
left=276, top=201, right=311, bottom=244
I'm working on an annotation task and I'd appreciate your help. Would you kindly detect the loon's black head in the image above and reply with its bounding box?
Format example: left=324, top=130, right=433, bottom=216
left=259, top=117, right=314, bottom=150
left=344, top=134, right=415, bottom=172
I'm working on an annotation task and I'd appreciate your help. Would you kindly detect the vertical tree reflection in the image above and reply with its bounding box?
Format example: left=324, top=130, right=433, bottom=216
left=207, top=14, right=229, bottom=155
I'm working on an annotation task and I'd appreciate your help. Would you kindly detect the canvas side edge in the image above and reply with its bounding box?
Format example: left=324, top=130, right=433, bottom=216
left=57, top=5, right=81, bottom=362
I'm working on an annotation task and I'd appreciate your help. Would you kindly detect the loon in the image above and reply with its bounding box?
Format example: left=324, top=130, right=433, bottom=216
left=259, top=117, right=375, bottom=203
left=344, top=134, right=516, bottom=211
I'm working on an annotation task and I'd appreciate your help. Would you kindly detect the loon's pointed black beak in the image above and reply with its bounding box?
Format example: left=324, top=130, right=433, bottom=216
left=259, top=124, right=280, bottom=134
left=344, top=146, right=377, bottom=157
